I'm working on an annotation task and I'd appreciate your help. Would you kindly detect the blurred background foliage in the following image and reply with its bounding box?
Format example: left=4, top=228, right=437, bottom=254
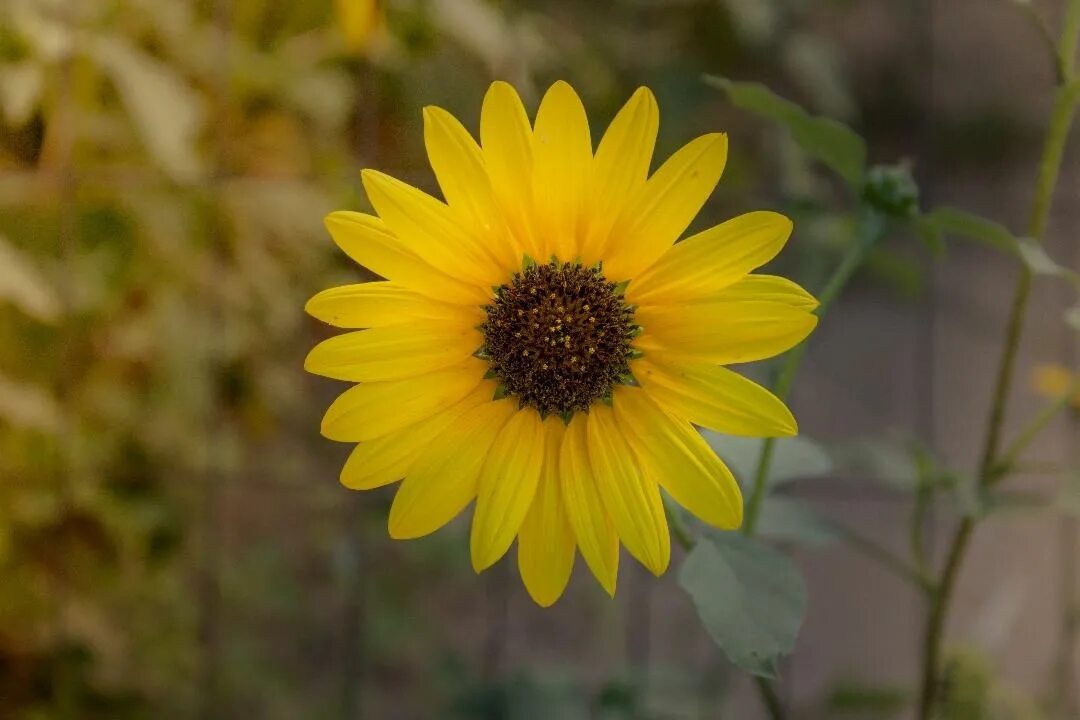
left=0, top=0, right=1072, bottom=718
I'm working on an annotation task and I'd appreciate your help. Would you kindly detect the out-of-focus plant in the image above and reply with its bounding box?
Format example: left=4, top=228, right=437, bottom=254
left=4, top=0, right=1078, bottom=718
left=658, top=1, right=1080, bottom=719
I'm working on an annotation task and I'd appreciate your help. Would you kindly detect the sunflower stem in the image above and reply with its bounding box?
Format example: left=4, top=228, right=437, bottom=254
left=915, top=6, right=1080, bottom=718
left=742, top=208, right=886, bottom=536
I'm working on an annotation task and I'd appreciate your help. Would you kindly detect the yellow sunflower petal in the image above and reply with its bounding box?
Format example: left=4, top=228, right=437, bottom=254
left=423, top=106, right=490, bottom=224
left=586, top=406, right=670, bottom=576
left=324, top=211, right=486, bottom=305
left=471, top=408, right=546, bottom=572
left=532, top=81, right=592, bottom=261
left=340, top=382, right=493, bottom=490
left=635, top=355, right=796, bottom=437
left=423, top=106, right=520, bottom=269
left=388, top=397, right=517, bottom=539
left=613, top=386, right=742, bottom=529
left=361, top=170, right=504, bottom=285
left=583, top=87, right=659, bottom=262
left=304, top=323, right=479, bottom=382
left=629, top=211, right=794, bottom=304
left=480, top=81, right=539, bottom=259
left=559, top=413, right=619, bottom=596
left=635, top=300, right=817, bottom=365
left=320, top=358, right=485, bottom=442
left=709, top=275, right=819, bottom=310
left=603, top=132, right=729, bottom=281
left=518, top=419, right=576, bottom=607
left=305, top=282, right=479, bottom=329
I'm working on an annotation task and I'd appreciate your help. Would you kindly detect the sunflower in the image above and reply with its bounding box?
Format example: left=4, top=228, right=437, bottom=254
left=305, top=81, right=818, bottom=606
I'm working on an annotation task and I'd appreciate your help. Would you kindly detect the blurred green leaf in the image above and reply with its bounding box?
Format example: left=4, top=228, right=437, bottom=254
left=0, top=60, right=44, bottom=126
left=0, top=233, right=60, bottom=321
left=829, top=438, right=919, bottom=492
left=917, top=207, right=1017, bottom=254
left=679, top=532, right=806, bottom=678
left=89, top=36, right=204, bottom=183
left=1015, top=236, right=1080, bottom=286
left=0, top=372, right=60, bottom=431
left=701, top=431, right=833, bottom=489
left=920, top=207, right=1080, bottom=287
left=705, top=74, right=867, bottom=187
left=756, top=496, right=841, bottom=548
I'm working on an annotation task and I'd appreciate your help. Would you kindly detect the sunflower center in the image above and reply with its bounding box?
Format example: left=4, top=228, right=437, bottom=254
left=480, top=260, right=638, bottom=418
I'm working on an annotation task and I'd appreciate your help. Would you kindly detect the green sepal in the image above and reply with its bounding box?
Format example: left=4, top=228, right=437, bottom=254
left=559, top=410, right=574, bottom=426
left=600, top=393, right=614, bottom=407
left=612, top=279, right=631, bottom=295
left=491, top=285, right=505, bottom=298
left=619, top=373, right=639, bottom=387
left=628, top=348, right=645, bottom=360
left=521, top=254, right=537, bottom=270
left=627, top=325, right=644, bottom=338
left=590, top=260, right=603, bottom=272
left=482, top=367, right=499, bottom=380
left=473, top=348, right=492, bottom=360
left=493, top=384, right=511, bottom=401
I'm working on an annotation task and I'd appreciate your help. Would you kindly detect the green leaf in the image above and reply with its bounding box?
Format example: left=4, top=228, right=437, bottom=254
left=917, top=207, right=1017, bottom=254
left=920, top=207, right=1080, bottom=289
left=756, top=496, right=841, bottom=548
left=90, top=36, right=204, bottom=183
left=704, top=75, right=867, bottom=187
left=0, top=372, right=61, bottom=432
left=829, top=438, right=919, bottom=492
left=1015, top=236, right=1080, bottom=287
left=678, top=532, right=806, bottom=678
left=701, top=431, right=833, bottom=489
left=0, top=233, right=60, bottom=321
left=0, top=61, right=44, bottom=126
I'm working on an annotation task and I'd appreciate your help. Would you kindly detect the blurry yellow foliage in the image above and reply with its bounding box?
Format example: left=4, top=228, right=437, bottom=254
left=1032, top=363, right=1080, bottom=408
left=334, top=0, right=383, bottom=53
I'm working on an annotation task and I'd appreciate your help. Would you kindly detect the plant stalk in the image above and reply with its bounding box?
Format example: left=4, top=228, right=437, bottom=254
left=915, top=5, right=1080, bottom=716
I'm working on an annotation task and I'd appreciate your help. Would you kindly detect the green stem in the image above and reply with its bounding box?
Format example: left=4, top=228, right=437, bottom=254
left=994, top=379, right=1080, bottom=479
left=742, top=210, right=887, bottom=535
left=915, top=6, right=1080, bottom=717
left=756, top=678, right=786, bottom=720
left=1061, top=0, right=1080, bottom=82
left=835, top=525, right=934, bottom=593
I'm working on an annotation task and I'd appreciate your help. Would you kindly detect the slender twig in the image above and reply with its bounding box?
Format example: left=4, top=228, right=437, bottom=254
left=994, top=380, right=1080, bottom=479
left=1013, top=0, right=1069, bottom=82
left=755, top=678, right=786, bottom=720
left=915, top=5, right=1080, bottom=717
left=833, top=525, right=934, bottom=593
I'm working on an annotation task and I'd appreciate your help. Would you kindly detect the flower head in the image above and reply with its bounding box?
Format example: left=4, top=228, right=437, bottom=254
left=1032, top=363, right=1080, bottom=408
left=305, top=81, right=818, bottom=605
